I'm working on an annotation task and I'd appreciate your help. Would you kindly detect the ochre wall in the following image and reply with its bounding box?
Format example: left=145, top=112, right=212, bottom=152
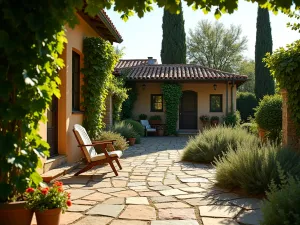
left=39, top=13, right=101, bottom=164
left=132, top=82, right=237, bottom=130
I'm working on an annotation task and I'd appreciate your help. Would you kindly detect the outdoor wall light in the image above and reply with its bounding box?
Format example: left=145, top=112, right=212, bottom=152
left=142, top=84, right=146, bottom=90
left=213, top=84, right=217, bottom=90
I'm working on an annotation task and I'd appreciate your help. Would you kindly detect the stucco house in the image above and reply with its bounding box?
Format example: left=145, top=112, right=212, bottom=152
left=115, top=57, right=248, bottom=132
left=39, top=10, right=122, bottom=174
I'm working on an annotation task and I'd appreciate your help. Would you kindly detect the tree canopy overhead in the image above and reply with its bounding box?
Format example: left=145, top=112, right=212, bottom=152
left=86, top=0, right=299, bottom=20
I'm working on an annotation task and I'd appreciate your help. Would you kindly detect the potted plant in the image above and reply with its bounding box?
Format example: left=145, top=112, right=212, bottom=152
left=128, top=137, right=136, bottom=146
left=157, top=125, right=164, bottom=136
left=149, top=115, right=162, bottom=125
left=210, top=116, right=220, bottom=126
left=200, top=115, right=210, bottom=128
left=25, top=181, right=71, bottom=225
left=139, top=114, right=147, bottom=120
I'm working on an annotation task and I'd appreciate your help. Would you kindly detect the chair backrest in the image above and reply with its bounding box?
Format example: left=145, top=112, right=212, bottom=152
left=73, top=124, right=97, bottom=163
left=140, top=120, right=150, bottom=128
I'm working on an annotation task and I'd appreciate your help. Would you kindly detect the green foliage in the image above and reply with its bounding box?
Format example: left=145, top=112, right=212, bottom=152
left=111, top=121, right=140, bottom=142
left=241, top=122, right=258, bottom=135
left=187, top=20, right=247, bottom=72
left=261, top=175, right=300, bottom=225
left=264, top=40, right=300, bottom=135
left=149, top=115, right=162, bottom=121
left=0, top=0, right=71, bottom=201
left=182, top=126, right=260, bottom=163
left=81, top=37, right=118, bottom=139
left=121, top=81, right=138, bottom=119
left=254, top=95, right=282, bottom=139
left=123, top=119, right=145, bottom=137
left=161, top=83, right=182, bottom=135
left=215, top=144, right=300, bottom=195
left=139, top=114, right=147, bottom=120
left=237, top=59, right=255, bottom=93
left=223, top=111, right=241, bottom=127
left=161, top=2, right=186, bottom=64
left=25, top=181, right=70, bottom=213
left=255, top=7, right=275, bottom=100
left=96, top=131, right=129, bottom=151
left=210, top=116, right=220, bottom=122
left=237, top=92, right=258, bottom=121
left=200, top=115, right=210, bottom=122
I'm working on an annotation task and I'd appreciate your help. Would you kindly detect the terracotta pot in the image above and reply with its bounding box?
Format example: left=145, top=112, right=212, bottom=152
left=211, top=120, right=219, bottom=126
left=149, top=120, right=161, bottom=125
left=35, top=208, right=61, bottom=225
left=128, top=138, right=136, bottom=146
left=157, top=129, right=164, bottom=136
left=259, top=128, right=266, bottom=141
left=0, top=201, right=33, bottom=225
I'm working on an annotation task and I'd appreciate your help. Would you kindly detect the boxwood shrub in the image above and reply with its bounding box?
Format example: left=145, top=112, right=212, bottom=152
left=237, top=92, right=258, bottom=121
left=181, top=126, right=260, bottom=163
left=123, top=119, right=145, bottom=137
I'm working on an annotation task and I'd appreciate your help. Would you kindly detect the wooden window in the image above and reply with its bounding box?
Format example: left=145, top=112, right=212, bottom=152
left=210, top=94, right=223, bottom=112
left=151, top=94, right=163, bottom=112
left=72, top=51, right=81, bottom=111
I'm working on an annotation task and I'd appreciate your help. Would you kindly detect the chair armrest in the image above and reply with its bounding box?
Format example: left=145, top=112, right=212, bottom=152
left=92, top=140, right=116, bottom=144
left=78, top=142, right=111, bottom=147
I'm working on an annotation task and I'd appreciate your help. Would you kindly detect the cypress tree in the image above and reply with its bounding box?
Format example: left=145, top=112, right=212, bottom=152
left=255, top=7, right=275, bottom=100
left=161, top=2, right=186, bottom=64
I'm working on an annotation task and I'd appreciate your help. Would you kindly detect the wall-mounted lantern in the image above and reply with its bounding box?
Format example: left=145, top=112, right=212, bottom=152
left=213, top=84, right=217, bottom=90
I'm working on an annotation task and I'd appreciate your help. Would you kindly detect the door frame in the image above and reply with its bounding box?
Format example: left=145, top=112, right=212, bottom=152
left=179, top=90, right=198, bottom=129
left=47, top=96, right=59, bottom=157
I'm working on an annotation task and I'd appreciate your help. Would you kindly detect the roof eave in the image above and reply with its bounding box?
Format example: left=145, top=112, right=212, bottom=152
left=98, top=11, right=123, bottom=43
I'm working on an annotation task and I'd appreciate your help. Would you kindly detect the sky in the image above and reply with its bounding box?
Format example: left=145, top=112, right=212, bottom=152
left=106, top=1, right=299, bottom=63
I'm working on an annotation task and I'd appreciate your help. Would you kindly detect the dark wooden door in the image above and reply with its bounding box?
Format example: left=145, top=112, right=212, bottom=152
left=179, top=91, right=197, bottom=129
left=47, top=96, right=58, bottom=156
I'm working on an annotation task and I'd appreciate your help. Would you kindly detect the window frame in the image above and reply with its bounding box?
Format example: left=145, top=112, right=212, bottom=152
left=150, top=94, right=164, bottom=112
left=72, top=51, right=81, bottom=112
left=210, top=94, right=223, bottom=112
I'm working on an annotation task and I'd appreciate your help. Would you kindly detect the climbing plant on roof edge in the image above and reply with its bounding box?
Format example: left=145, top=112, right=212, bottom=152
left=161, top=83, right=182, bottom=135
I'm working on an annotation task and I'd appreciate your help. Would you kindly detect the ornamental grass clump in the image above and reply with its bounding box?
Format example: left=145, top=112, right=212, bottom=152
left=181, top=126, right=260, bottom=163
left=215, top=143, right=300, bottom=195
left=96, top=131, right=128, bottom=151
left=25, top=181, right=71, bottom=212
left=111, top=121, right=141, bottom=144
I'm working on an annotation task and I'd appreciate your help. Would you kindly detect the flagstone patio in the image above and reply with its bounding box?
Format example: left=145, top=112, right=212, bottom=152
left=34, top=137, right=264, bottom=225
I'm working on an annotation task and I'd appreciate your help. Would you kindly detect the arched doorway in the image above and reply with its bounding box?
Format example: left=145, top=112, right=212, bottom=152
left=179, top=91, right=197, bottom=129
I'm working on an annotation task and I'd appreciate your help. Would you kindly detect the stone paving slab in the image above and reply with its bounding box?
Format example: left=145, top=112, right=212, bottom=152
left=155, top=202, right=191, bottom=208
left=82, top=192, right=111, bottom=201
left=199, top=205, right=241, bottom=218
left=158, top=208, right=197, bottom=220
left=236, top=210, right=263, bottom=225
left=202, top=218, right=239, bottom=225
left=119, top=205, right=156, bottom=220
left=151, top=220, right=199, bottom=225
left=67, top=204, right=92, bottom=212
left=86, top=204, right=125, bottom=217
left=111, top=220, right=148, bottom=225
left=72, top=216, right=113, bottom=225
left=126, top=197, right=149, bottom=205
left=159, top=189, right=188, bottom=196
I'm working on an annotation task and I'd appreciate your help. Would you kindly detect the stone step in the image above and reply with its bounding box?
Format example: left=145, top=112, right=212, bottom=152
left=177, top=130, right=199, bottom=137
left=41, top=162, right=81, bottom=182
left=43, top=155, right=67, bottom=173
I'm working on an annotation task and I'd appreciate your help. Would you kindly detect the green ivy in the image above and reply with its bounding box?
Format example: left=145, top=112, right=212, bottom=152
left=121, top=81, right=138, bottom=119
left=81, top=37, right=118, bottom=139
left=264, top=40, right=300, bottom=134
left=161, top=83, right=182, bottom=135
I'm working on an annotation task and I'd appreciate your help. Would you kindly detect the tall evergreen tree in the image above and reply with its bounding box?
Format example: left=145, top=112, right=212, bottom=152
left=255, top=7, right=275, bottom=100
left=161, top=2, right=186, bottom=64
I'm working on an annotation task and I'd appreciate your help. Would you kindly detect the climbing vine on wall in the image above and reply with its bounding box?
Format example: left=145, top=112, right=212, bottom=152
left=161, top=83, right=182, bottom=135
left=121, top=71, right=138, bottom=119
left=81, top=37, right=118, bottom=139
left=264, top=40, right=300, bottom=134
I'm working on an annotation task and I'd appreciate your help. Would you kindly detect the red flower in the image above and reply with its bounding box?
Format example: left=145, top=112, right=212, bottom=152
left=58, top=187, right=64, bottom=192
left=26, top=187, right=35, bottom=193
left=66, top=200, right=72, bottom=207
left=67, top=192, right=71, bottom=199
left=54, top=181, right=63, bottom=187
left=41, top=187, right=49, bottom=195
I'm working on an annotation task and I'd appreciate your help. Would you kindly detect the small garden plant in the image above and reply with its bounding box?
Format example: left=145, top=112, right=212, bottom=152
left=123, top=119, right=145, bottom=137
left=149, top=115, right=162, bottom=121
left=138, top=114, right=147, bottom=120
left=111, top=122, right=140, bottom=144
left=96, top=131, right=128, bottom=151
left=25, top=181, right=71, bottom=212
left=199, top=115, right=210, bottom=122
left=223, top=111, right=241, bottom=127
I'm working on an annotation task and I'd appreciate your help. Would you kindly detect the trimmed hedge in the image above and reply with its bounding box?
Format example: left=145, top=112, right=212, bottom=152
left=181, top=126, right=260, bottom=163
left=237, top=92, right=258, bottom=121
left=223, top=111, right=241, bottom=127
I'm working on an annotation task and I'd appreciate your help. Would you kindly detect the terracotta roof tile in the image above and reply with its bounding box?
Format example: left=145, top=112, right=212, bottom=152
left=119, top=64, right=248, bottom=81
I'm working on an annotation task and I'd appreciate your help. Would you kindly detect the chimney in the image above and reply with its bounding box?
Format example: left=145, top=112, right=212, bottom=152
left=148, top=57, right=155, bottom=65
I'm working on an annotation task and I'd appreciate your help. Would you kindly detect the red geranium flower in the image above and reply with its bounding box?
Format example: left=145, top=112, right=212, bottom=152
left=41, top=187, right=49, bottom=195
left=58, top=187, right=64, bottom=192
left=54, top=181, right=63, bottom=187
left=26, top=187, right=35, bottom=193
left=66, top=200, right=72, bottom=207
left=67, top=192, right=71, bottom=199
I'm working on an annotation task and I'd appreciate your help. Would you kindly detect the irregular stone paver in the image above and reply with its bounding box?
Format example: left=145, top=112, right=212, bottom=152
left=159, top=208, right=196, bottom=220
left=126, top=197, right=149, bottom=205
left=56, top=137, right=263, bottom=225
left=73, top=216, right=113, bottom=225
left=199, top=205, right=241, bottom=218
left=155, top=202, right=191, bottom=208
left=180, top=177, right=210, bottom=183
left=82, top=192, right=111, bottom=201
left=151, top=221, right=199, bottom=225
left=111, top=220, right=148, bottom=225
left=159, top=189, right=188, bottom=196
left=119, top=205, right=156, bottom=220
left=202, top=218, right=239, bottom=225
left=86, top=204, right=125, bottom=217
left=236, top=210, right=263, bottom=225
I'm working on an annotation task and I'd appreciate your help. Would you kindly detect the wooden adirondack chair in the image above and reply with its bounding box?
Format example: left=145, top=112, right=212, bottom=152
left=73, top=124, right=122, bottom=176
